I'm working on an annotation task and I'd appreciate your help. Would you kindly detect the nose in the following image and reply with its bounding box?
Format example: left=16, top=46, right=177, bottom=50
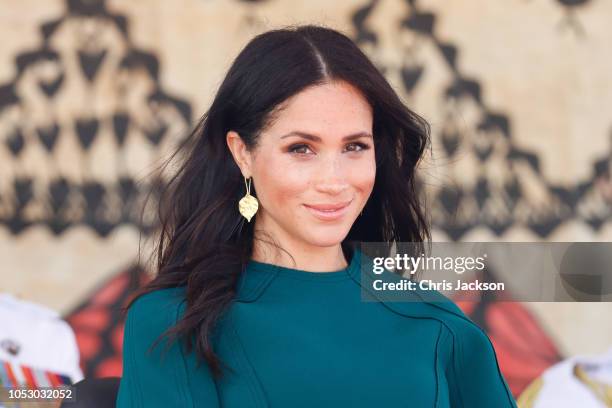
left=313, top=153, right=349, bottom=195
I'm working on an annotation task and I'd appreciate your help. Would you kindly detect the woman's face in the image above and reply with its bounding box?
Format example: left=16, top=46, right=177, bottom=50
left=228, top=80, right=376, bottom=250
left=230, top=82, right=376, bottom=247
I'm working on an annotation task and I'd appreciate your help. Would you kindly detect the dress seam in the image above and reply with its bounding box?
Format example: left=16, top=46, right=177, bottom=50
left=227, top=316, right=268, bottom=407
left=449, top=325, right=466, bottom=407
left=272, top=274, right=352, bottom=282
left=434, top=323, right=442, bottom=408
left=175, top=300, right=195, bottom=408
left=126, top=310, right=141, bottom=408
left=236, top=269, right=278, bottom=303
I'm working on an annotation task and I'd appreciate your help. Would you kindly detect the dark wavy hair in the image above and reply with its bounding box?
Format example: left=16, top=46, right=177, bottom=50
left=125, top=24, right=431, bottom=379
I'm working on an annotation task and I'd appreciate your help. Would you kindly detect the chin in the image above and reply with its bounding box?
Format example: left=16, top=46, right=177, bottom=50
left=301, top=225, right=353, bottom=248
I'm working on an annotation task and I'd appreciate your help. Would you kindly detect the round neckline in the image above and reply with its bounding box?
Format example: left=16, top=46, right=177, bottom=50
left=246, top=246, right=360, bottom=282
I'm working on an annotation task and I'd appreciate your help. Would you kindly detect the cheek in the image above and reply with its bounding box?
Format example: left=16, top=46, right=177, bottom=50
left=348, top=154, right=376, bottom=196
left=254, top=154, right=308, bottom=209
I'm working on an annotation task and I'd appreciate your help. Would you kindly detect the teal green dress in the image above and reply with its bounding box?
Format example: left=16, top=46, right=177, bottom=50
left=116, top=246, right=517, bottom=407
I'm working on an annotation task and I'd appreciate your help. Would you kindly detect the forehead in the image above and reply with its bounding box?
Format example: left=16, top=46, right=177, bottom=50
left=268, top=80, right=373, bottom=136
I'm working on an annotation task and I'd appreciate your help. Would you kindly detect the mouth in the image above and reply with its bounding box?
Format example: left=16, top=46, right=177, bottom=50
left=303, top=200, right=352, bottom=221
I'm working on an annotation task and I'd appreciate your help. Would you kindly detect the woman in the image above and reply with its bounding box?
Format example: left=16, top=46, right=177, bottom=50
left=116, top=24, right=517, bottom=407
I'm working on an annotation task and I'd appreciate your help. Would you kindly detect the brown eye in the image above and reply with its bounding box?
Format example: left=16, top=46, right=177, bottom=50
left=345, top=142, right=370, bottom=152
left=288, top=144, right=313, bottom=155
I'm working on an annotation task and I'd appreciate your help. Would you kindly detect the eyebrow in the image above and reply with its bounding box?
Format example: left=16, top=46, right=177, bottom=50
left=279, top=131, right=373, bottom=142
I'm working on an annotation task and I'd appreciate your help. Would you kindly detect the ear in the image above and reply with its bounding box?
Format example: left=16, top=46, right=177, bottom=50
left=226, top=130, right=253, bottom=177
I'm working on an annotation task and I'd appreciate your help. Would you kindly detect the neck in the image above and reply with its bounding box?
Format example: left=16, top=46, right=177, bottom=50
left=251, top=218, right=349, bottom=272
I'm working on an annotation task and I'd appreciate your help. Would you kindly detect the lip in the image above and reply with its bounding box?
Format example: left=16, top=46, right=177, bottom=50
left=303, top=200, right=352, bottom=221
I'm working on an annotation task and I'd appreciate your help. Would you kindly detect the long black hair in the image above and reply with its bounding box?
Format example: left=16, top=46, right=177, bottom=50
left=126, top=24, right=431, bottom=379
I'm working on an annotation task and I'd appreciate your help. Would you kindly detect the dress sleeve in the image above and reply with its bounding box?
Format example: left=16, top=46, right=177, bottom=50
left=444, top=320, right=518, bottom=407
left=115, top=290, right=219, bottom=408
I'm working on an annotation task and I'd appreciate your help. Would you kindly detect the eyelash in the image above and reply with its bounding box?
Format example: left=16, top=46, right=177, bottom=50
left=287, top=142, right=371, bottom=155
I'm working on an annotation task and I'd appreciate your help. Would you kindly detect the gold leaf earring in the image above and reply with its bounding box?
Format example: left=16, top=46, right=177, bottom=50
left=238, top=176, right=259, bottom=222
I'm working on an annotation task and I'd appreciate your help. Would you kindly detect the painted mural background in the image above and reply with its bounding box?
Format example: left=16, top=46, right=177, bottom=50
left=1, top=0, right=611, bottom=398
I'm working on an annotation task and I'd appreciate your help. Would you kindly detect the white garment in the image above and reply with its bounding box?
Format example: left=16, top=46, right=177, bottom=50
left=533, top=347, right=612, bottom=407
left=0, top=292, right=84, bottom=385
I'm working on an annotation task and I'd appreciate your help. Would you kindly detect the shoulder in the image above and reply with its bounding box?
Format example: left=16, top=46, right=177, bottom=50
left=359, top=253, right=468, bottom=321
left=360, top=265, right=514, bottom=404
left=125, top=287, right=188, bottom=338
left=129, top=287, right=186, bottom=314
left=118, top=288, right=199, bottom=407
left=358, top=253, right=493, bottom=353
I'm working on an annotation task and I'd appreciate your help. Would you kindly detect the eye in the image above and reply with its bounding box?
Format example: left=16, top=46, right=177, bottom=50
left=288, top=143, right=314, bottom=155
left=344, top=142, right=371, bottom=153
